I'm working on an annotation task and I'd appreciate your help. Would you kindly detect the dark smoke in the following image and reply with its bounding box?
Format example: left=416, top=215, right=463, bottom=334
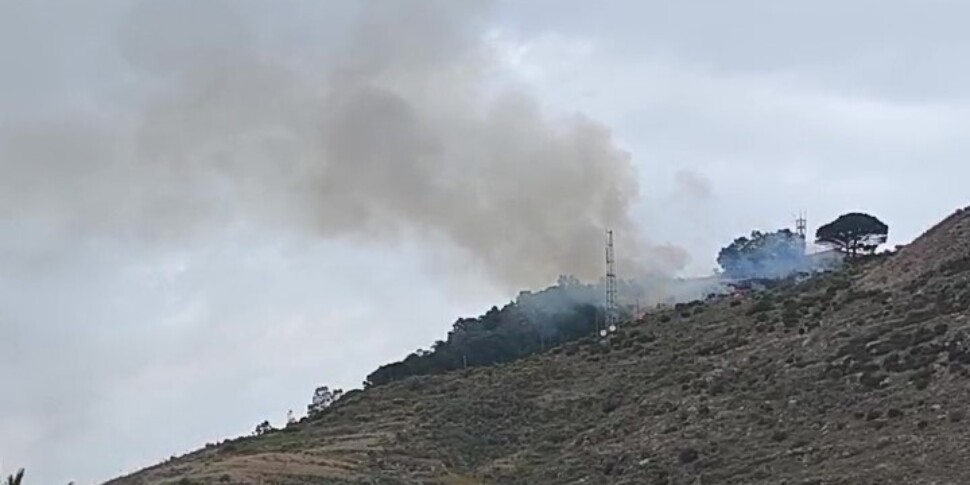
left=0, top=0, right=687, bottom=288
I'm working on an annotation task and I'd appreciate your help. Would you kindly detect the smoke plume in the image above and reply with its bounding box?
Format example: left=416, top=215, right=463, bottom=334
left=0, top=0, right=686, bottom=288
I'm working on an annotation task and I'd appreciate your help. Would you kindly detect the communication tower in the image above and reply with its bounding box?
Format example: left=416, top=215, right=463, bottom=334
left=603, top=229, right=618, bottom=336
left=795, top=212, right=808, bottom=253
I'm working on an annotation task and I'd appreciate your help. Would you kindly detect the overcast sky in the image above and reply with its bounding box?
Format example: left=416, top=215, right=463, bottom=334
left=2, top=1, right=968, bottom=483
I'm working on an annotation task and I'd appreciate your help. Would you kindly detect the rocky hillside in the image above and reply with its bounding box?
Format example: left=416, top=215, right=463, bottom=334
left=861, top=207, right=970, bottom=290
left=108, top=207, right=970, bottom=485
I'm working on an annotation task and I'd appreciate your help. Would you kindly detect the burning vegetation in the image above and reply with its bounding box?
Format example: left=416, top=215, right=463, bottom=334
left=365, top=211, right=889, bottom=389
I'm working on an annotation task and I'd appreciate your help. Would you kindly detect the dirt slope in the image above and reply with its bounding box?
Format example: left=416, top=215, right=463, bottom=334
left=108, top=208, right=970, bottom=485
left=861, top=206, right=970, bottom=290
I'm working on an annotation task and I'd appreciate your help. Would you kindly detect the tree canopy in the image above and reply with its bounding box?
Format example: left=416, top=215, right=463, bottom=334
left=717, top=229, right=808, bottom=280
left=361, top=273, right=723, bottom=388
left=253, top=420, right=274, bottom=436
left=815, top=212, right=888, bottom=257
left=5, top=469, right=24, bottom=485
left=307, top=386, right=343, bottom=417
left=364, top=278, right=605, bottom=387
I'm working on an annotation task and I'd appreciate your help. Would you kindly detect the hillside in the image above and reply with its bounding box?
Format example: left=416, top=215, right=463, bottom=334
left=108, top=207, right=970, bottom=485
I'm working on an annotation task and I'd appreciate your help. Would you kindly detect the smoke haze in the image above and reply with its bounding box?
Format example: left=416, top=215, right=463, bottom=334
left=8, top=2, right=970, bottom=483
left=0, top=0, right=685, bottom=289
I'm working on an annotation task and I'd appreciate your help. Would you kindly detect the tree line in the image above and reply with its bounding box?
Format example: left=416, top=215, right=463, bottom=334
left=363, top=211, right=889, bottom=388
left=718, top=212, right=888, bottom=280
left=365, top=277, right=606, bottom=387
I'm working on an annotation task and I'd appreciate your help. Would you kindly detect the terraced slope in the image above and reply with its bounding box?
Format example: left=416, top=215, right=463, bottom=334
left=108, top=207, right=970, bottom=485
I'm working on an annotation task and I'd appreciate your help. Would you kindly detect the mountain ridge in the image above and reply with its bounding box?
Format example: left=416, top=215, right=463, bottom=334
left=107, top=206, right=970, bottom=485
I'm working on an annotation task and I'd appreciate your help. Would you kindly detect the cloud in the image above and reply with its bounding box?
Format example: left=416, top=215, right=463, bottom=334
left=1, top=0, right=685, bottom=290
left=486, top=18, right=970, bottom=268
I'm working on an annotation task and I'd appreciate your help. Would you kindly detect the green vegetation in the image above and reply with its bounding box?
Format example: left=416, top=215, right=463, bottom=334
left=253, top=420, right=274, bottom=436
left=816, top=212, right=889, bottom=257
left=308, top=385, right=344, bottom=417
left=106, top=207, right=970, bottom=485
left=5, top=469, right=24, bottom=485
left=717, top=228, right=808, bottom=279
left=365, top=279, right=604, bottom=386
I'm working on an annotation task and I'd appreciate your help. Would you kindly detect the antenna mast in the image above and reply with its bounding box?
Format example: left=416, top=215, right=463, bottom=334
left=604, top=229, right=618, bottom=335
left=795, top=211, right=808, bottom=253
left=795, top=212, right=807, bottom=239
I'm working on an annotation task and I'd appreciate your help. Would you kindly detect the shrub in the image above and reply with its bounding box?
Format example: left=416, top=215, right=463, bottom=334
left=747, top=299, right=775, bottom=315
left=678, top=447, right=699, bottom=464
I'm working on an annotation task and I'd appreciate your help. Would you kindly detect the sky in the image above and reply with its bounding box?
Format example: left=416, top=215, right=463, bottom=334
left=1, top=1, right=968, bottom=483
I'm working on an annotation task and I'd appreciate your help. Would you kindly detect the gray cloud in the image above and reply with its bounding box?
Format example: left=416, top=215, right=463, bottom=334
left=1, top=0, right=683, bottom=290
left=490, top=3, right=970, bottom=272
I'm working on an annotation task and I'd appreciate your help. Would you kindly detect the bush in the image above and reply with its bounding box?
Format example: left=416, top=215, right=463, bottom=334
left=910, top=369, right=934, bottom=390
left=782, top=309, right=800, bottom=326
left=365, top=283, right=602, bottom=386
left=747, top=299, right=775, bottom=315
left=636, top=333, right=656, bottom=344
left=678, top=447, right=699, bottom=464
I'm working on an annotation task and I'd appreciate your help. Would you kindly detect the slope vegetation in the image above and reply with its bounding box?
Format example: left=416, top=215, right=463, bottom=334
left=109, top=207, right=970, bottom=485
